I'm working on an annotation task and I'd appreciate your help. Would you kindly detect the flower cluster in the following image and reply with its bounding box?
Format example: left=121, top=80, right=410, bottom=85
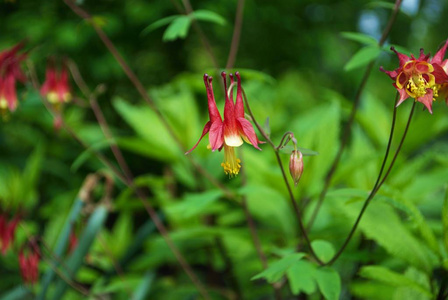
left=381, top=39, right=448, bottom=113
left=0, top=212, right=20, bottom=255
left=0, top=43, right=26, bottom=115
left=186, top=71, right=262, bottom=176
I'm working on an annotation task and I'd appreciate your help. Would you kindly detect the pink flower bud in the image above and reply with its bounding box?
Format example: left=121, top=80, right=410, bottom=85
left=289, top=150, right=303, bottom=186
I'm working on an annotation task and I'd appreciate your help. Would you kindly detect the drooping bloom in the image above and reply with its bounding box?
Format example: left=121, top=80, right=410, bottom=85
left=186, top=71, right=263, bottom=176
left=0, top=43, right=26, bottom=114
left=41, top=64, right=72, bottom=106
left=19, top=239, right=40, bottom=285
left=381, top=39, right=448, bottom=113
left=289, top=150, right=304, bottom=186
left=0, top=212, right=20, bottom=255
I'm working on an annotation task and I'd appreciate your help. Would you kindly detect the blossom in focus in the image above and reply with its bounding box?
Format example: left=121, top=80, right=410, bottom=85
left=0, top=43, right=26, bottom=114
left=41, top=63, right=72, bottom=106
left=0, top=212, right=20, bottom=255
left=186, top=71, right=263, bottom=176
left=289, top=150, right=304, bottom=186
left=380, top=39, right=448, bottom=114
left=19, top=240, right=40, bottom=285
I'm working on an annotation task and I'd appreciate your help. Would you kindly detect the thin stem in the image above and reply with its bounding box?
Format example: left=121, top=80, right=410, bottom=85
left=326, top=100, right=415, bottom=266
left=242, top=90, right=323, bottom=265
left=30, top=60, right=210, bottom=299
left=63, top=0, right=234, bottom=199
left=306, top=0, right=403, bottom=230
left=226, top=0, right=245, bottom=69
left=181, top=0, right=220, bottom=69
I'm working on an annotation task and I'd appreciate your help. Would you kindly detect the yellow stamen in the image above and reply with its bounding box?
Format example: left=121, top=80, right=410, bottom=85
left=221, top=144, right=241, bottom=176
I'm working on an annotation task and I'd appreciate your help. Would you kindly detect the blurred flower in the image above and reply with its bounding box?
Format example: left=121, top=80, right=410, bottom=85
left=186, top=71, right=262, bottom=176
left=381, top=40, right=448, bottom=114
left=0, top=43, right=26, bottom=114
left=68, top=229, right=78, bottom=254
left=0, top=212, right=20, bottom=255
left=289, top=150, right=304, bottom=186
left=41, top=64, right=72, bottom=106
left=19, top=239, right=40, bottom=285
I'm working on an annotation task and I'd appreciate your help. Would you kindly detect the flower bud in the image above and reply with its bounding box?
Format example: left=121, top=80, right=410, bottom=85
left=289, top=150, right=303, bottom=186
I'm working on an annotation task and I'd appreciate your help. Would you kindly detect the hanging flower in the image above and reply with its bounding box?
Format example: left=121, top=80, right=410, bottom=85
left=381, top=39, right=448, bottom=113
left=0, top=212, right=20, bottom=255
left=186, top=71, right=263, bottom=176
left=0, top=43, right=26, bottom=114
left=41, top=63, right=72, bottom=106
left=289, top=150, right=304, bottom=186
left=18, top=239, right=40, bottom=285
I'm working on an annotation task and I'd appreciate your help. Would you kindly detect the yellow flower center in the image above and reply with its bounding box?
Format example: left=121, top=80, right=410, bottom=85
left=221, top=144, right=241, bottom=176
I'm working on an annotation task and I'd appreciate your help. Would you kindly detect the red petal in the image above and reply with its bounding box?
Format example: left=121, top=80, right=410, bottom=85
left=237, top=117, right=261, bottom=150
left=391, top=47, right=410, bottom=67
left=185, top=121, right=211, bottom=155
left=432, top=63, right=448, bottom=84
left=235, top=72, right=245, bottom=119
left=395, top=86, right=410, bottom=107
left=204, top=75, right=222, bottom=123
left=209, top=120, right=224, bottom=151
left=417, top=89, right=434, bottom=114
left=432, top=39, right=448, bottom=65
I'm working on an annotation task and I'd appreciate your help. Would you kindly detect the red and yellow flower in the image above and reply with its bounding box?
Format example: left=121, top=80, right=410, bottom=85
left=41, top=64, right=72, bottom=106
left=381, top=39, right=448, bottom=113
left=0, top=43, right=26, bottom=114
left=186, top=71, right=262, bottom=176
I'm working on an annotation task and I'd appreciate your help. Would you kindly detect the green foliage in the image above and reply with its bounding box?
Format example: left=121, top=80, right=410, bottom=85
left=344, top=45, right=382, bottom=71
left=1, top=0, right=448, bottom=299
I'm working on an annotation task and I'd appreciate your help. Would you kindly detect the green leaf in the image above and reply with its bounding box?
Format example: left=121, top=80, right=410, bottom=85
left=251, top=253, right=306, bottom=283
left=340, top=32, right=377, bottom=45
left=336, top=200, right=435, bottom=271
left=165, top=190, right=223, bottom=219
left=311, top=240, right=335, bottom=263
left=0, top=286, right=33, bottom=300
left=359, top=266, right=432, bottom=297
left=132, top=271, right=156, bottom=300
left=443, top=187, right=448, bottom=252
left=314, top=267, right=341, bottom=300
left=366, top=1, right=396, bottom=9
left=141, top=15, right=179, bottom=36
left=70, top=138, right=114, bottom=172
left=163, top=15, right=192, bottom=41
left=344, top=45, right=381, bottom=71
left=279, top=145, right=319, bottom=156
left=287, top=260, right=317, bottom=295
left=38, top=198, right=84, bottom=300
left=52, top=205, right=109, bottom=300
left=113, top=98, right=180, bottom=162
left=191, top=10, right=227, bottom=26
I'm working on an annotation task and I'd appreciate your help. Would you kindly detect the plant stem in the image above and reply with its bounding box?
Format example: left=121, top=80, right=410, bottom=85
left=306, top=0, right=403, bottom=230
left=326, top=100, right=415, bottom=266
left=239, top=149, right=283, bottom=299
left=226, top=0, right=245, bottom=69
left=63, top=0, right=234, bottom=200
left=31, top=59, right=211, bottom=299
left=242, top=90, right=323, bottom=265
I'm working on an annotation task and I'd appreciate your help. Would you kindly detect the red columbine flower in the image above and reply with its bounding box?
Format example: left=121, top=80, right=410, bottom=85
left=381, top=40, right=448, bottom=114
left=186, top=71, right=262, bottom=176
left=41, top=64, right=72, bottom=106
left=0, top=212, right=20, bottom=255
left=19, top=239, right=40, bottom=285
left=0, top=43, right=26, bottom=114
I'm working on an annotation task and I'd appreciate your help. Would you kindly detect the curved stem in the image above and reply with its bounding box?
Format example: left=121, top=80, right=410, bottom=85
left=326, top=100, right=415, bottom=266
left=242, top=90, right=323, bottom=265
left=226, top=0, right=245, bottom=69
left=306, top=0, right=403, bottom=230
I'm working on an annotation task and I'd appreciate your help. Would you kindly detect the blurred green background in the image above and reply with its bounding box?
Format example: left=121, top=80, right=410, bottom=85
left=1, top=0, right=448, bottom=299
